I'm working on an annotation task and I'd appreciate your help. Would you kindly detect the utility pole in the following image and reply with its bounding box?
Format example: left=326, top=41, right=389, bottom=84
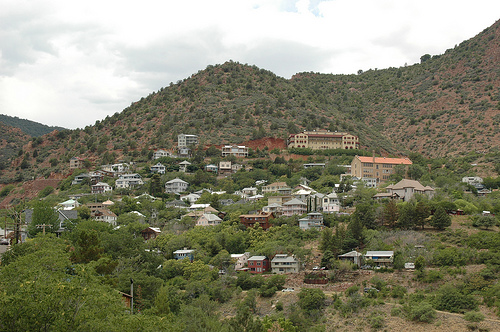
left=130, top=278, right=134, bottom=314
left=36, top=224, right=52, bottom=235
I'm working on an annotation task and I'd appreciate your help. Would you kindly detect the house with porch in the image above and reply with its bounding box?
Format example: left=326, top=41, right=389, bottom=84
left=165, top=178, right=189, bottom=194
left=298, top=212, right=324, bottom=230
left=173, top=248, right=195, bottom=262
left=364, top=251, right=394, bottom=267
left=271, top=254, right=300, bottom=274
left=151, top=163, right=166, bottom=174
left=239, top=212, right=275, bottom=230
left=322, top=192, right=340, bottom=213
left=153, top=149, right=172, bottom=160
left=282, top=198, right=307, bottom=216
left=91, top=182, right=113, bottom=194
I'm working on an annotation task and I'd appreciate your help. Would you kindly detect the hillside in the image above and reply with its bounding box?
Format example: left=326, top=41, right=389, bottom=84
left=0, top=114, right=64, bottom=137
left=1, top=19, right=500, bottom=183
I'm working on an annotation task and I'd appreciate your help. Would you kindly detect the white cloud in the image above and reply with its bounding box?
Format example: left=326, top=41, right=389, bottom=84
left=0, top=0, right=499, bottom=128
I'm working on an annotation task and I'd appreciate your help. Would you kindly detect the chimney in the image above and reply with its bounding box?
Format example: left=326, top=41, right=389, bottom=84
left=372, top=150, right=376, bottom=164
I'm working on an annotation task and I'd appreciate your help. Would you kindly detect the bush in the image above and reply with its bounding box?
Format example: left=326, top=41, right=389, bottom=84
left=345, top=285, right=359, bottom=296
left=434, top=284, right=478, bottom=313
left=298, top=288, right=326, bottom=312
left=275, top=301, right=284, bottom=311
left=391, top=285, right=407, bottom=298
left=408, top=302, right=436, bottom=323
left=463, top=311, right=485, bottom=322
left=369, top=314, right=385, bottom=329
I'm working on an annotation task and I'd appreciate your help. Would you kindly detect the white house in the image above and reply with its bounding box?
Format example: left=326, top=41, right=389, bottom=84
left=150, top=163, right=166, bottom=174
left=231, top=253, right=250, bottom=270
left=271, top=254, right=300, bottom=274
left=58, top=199, right=80, bottom=210
left=153, top=149, right=172, bottom=160
left=165, top=178, right=189, bottom=194
left=241, top=187, right=258, bottom=197
left=196, top=213, right=222, bottom=226
left=93, top=208, right=118, bottom=226
left=91, top=182, right=113, bottom=194
left=115, top=174, right=144, bottom=189
left=180, top=193, right=201, bottom=204
left=322, top=192, right=340, bottom=213
left=298, top=212, right=324, bottom=230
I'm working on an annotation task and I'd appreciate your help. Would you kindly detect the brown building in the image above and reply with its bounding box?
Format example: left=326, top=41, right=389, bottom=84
left=288, top=131, right=359, bottom=150
left=351, top=155, right=412, bottom=183
left=239, top=212, right=275, bottom=230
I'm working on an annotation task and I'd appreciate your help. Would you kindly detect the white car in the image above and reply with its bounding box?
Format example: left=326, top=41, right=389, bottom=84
left=0, top=238, right=9, bottom=245
left=281, top=288, right=295, bottom=292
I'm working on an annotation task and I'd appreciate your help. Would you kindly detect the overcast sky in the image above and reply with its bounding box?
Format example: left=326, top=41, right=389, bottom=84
left=1, top=0, right=499, bottom=129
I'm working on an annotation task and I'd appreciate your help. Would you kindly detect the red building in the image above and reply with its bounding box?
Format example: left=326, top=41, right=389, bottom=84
left=239, top=212, right=275, bottom=230
left=247, top=256, right=270, bottom=274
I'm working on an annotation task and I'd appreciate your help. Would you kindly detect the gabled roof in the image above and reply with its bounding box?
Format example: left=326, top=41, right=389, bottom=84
left=387, top=179, right=434, bottom=191
left=282, top=198, right=307, bottom=206
left=200, top=213, right=222, bottom=222
left=166, top=178, right=188, bottom=184
left=339, top=250, right=363, bottom=258
left=248, top=256, right=267, bottom=261
left=271, top=255, right=298, bottom=263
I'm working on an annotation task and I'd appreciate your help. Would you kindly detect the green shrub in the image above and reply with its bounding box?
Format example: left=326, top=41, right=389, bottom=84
left=345, top=285, right=359, bottom=296
left=38, top=185, right=54, bottom=198
left=463, top=311, right=485, bottom=322
left=369, top=314, right=385, bottom=329
left=434, top=284, right=478, bottom=313
left=391, top=285, right=408, bottom=298
left=275, top=301, right=283, bottom=311
left=0, top=184, right=14, bottom=197
left=408, top=302, right=436, bottom=323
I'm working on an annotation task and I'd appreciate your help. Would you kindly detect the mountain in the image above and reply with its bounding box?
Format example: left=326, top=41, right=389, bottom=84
left=0, top=114, right=65, bottom=137
left=2, top=19, right=500, bottom=183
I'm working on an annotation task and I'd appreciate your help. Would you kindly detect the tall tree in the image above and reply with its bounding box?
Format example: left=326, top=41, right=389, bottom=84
left=430, top=206, right=451, bottom=230
left=397, top=202, right=416, bottom=230
left=382, top=200, right=399, bottom=228
left=149, top=174, right=163, bottom=197
left=27, top=200, right=60, bottom=237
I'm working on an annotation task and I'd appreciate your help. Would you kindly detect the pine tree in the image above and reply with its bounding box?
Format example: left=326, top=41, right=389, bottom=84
left=430, top=206, right=451, bottom=230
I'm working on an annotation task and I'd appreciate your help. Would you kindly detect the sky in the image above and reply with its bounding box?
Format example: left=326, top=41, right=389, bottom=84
left=1, top=0, right=499, bottom=129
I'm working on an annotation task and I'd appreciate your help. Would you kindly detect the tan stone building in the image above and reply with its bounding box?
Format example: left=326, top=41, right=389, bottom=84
left=287, top=131, right=359, bottom=150
left=351, top=155, right=412, bottom=183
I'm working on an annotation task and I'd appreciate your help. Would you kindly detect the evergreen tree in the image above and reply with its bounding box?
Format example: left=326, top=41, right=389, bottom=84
left=149, top=174, right=162, bottom=197
left=397, top=202, right=416, bottom=230
left=382, top=200, right=399, bottom=228
left=430, top=206, right=451, bottom=230
left=415, top=201, right=431, bottom=229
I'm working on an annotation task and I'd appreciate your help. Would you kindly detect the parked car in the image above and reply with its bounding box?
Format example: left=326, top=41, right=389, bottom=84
left=281, top=288, right=295, bottom=292
left=312, top=266, right=320, bottom=271
left=364, top=287, right=379, bottom=293
left=0, top=238, right=9, bottom=245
